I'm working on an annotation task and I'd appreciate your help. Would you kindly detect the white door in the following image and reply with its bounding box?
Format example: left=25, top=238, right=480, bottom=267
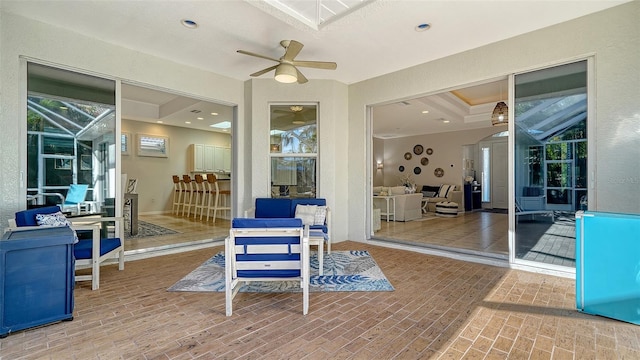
left=492, top=141, right=508, bottom=209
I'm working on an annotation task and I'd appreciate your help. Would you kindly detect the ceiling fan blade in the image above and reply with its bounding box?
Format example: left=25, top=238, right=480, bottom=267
left=282, top=40, right=304, bottom=61
left=296, top=68, right=308, bottom=84
left=250, top=65, right=278, bottom=77
left=291, top=60, right=337, bottom=70
left=237, top=50, right=280, bottom=63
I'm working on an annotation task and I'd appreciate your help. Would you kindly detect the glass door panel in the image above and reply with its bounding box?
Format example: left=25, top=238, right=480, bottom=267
left=514, top=60, right=588, bottom=268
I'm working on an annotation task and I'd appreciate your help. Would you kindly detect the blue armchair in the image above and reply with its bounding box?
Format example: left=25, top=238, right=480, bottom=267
left=225, top=218, right=310, bottom=316
left=12, top=206, right=124, bottom=290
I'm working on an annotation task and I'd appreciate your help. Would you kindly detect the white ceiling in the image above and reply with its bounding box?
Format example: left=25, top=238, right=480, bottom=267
left=2, top=0, right=628, bottom=137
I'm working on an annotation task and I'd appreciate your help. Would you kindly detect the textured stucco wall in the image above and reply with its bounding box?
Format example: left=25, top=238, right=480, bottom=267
left=348, top=2, right=640, bottom=241
left=0, top=12, right=244, bottom=231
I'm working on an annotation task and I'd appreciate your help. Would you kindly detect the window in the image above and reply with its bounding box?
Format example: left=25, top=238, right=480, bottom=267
left=269, top=104, right=318, bottom=198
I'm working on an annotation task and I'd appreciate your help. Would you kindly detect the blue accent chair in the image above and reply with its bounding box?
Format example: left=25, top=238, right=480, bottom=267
left=12, top=206, right=124, bottom=290
left=225, top=218, right=309, bottom=316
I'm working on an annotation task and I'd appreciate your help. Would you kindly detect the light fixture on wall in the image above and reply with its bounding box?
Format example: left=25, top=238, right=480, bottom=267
left=377, top=162, right=384, bottom=170
left=492, top=82, right=508, bottom=126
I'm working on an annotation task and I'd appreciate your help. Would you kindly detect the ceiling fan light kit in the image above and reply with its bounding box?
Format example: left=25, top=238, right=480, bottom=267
left=274, top=64, right=298, bottom=83
left=238, top=39, right=337, bottom=84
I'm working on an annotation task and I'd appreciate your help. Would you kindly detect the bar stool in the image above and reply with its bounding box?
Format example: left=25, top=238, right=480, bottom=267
left=181, top=175, right=194, bottom=216
left=172, top=175, right=183, bottom=215
left=192, top=174, right=206, bottom=219
left=204, top=173, right=231, bottom=222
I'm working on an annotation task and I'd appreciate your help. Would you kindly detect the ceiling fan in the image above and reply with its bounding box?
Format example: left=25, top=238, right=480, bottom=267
left=273, top=105, right=316, bottom=125
left=237, top=40, right=337, bottom=84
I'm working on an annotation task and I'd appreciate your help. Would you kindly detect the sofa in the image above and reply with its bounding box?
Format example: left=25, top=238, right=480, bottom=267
left=245, top=197, right=331, bottom=252
left=420, top=184, right=463, bottom=212
left=372, top=186, right=423, bottom=222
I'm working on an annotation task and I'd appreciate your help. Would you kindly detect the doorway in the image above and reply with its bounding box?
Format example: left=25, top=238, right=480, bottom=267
left=120, top=83, right=235, bottom=252
left=370, top=79, right=510, bottom=258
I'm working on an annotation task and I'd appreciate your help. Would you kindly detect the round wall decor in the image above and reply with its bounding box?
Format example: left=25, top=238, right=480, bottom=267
left=399, top=165, right=405, bottom=172
left=404, top=152, right=412, bottom=160
left=420, top=157, right=429, bottom=166
left=426, top=148, right=434, bottom=155
left=434, top=167, right=444, bottom=177
left=413, top=144, right=424, bottom=155
left=413, top=167, right=421, bottom=175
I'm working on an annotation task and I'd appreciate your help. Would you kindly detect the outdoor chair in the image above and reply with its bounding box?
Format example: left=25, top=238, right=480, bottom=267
left=12, top=206, right=124, bottom=290
left=225, top=218, right=310, bottom=316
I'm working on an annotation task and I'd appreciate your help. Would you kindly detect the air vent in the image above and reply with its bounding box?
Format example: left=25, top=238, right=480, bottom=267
left=190, top=109, right=202, bottom=113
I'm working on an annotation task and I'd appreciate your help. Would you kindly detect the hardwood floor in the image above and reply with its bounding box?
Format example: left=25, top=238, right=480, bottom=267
left=2, top=240, right=639, bottom=359
left=374, top=211, right=509, bottom=258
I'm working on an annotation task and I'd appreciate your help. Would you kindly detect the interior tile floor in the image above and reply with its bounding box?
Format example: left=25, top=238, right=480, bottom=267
left=2, top=241, right=638, bottom=359
left=123, top=213, right=230, bottom=253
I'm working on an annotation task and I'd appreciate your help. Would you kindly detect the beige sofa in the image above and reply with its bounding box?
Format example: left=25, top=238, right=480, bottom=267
left=421, top=184, right=463, bottom=212
left=373, top=186, right=423, bottom=222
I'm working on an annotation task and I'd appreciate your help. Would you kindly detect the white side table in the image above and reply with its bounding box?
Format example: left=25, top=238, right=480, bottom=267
left=374, top=195, right=396, bottom=222
left=308, top=230, right=326, bottom=275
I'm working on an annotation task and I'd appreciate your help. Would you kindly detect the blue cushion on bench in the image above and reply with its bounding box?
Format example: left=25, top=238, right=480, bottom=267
left=233, top=218, right=302, bottom=228
left=255, top=198, right=292, bottom=218
left=73, top=237, right=122, bottom=260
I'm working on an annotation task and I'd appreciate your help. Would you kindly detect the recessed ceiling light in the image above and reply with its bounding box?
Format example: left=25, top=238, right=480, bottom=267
left=443, top=120, right=450, bottom=123
left=197, top=117, right=204, bottom=120
left=157, top=121, right=163, bottom=124
left=185, top=121, right=191, bottom=124
left=422, top=110, right=429, bottom=114
left=415, top=23, right=431, bottom=32
left=181, top=19, right=198, bottom=29
left=211, top=112, right=218, bottom=116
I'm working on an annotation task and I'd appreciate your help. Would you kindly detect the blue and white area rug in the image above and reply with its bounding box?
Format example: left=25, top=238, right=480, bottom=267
left=125, top=221, right=179, bottom=239
left=167, top=250, right=394, bottom=292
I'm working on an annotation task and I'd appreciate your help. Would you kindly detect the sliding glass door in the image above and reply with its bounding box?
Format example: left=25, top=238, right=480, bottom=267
left=26, top=62, right=117, bottom=214
left=513, top=60, right=588, bottom=268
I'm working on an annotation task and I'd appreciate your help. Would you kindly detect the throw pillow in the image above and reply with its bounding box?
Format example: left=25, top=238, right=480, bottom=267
left=35, top=211, right=79, bottom=243
left=373, top=186, right=383, bottom=195
left=390, top=186, right=405, bottom=195
left=314, top=206, right=327, bottom=225
left=295, top=204, right=317, bottom=226
left=436, top=184, right=454, bottom=198
left=422, top=191, right=436, bottom=198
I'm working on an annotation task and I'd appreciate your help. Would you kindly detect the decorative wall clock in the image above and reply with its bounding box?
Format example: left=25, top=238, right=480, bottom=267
left=404, top=152, right=412, bottom=160
left=426, top=148, right=434, bottom=155
left=399, top=165, right=405, bottom=172
left=413, top=144, right=424, bottom=155
left=434, top=168, right=444, bottom=177
left=413, top=167, right=421, bottom=175
left=420, top=157, right=429, bottom=166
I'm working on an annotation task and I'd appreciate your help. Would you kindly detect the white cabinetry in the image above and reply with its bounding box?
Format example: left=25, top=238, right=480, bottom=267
left=189, top=144, right=230, bottom=173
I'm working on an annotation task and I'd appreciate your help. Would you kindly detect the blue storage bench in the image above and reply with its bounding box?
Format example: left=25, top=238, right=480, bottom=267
left=1, top=226, right=75, bottom=338
left=245, top=198, right=331, bottom=253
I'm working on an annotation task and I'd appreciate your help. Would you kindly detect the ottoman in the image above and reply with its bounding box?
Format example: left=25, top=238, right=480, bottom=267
left=435, top=201, right=459, bottom=217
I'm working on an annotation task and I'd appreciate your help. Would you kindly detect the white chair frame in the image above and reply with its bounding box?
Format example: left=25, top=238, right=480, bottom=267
left=225, top=225, right=310, bottom=316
